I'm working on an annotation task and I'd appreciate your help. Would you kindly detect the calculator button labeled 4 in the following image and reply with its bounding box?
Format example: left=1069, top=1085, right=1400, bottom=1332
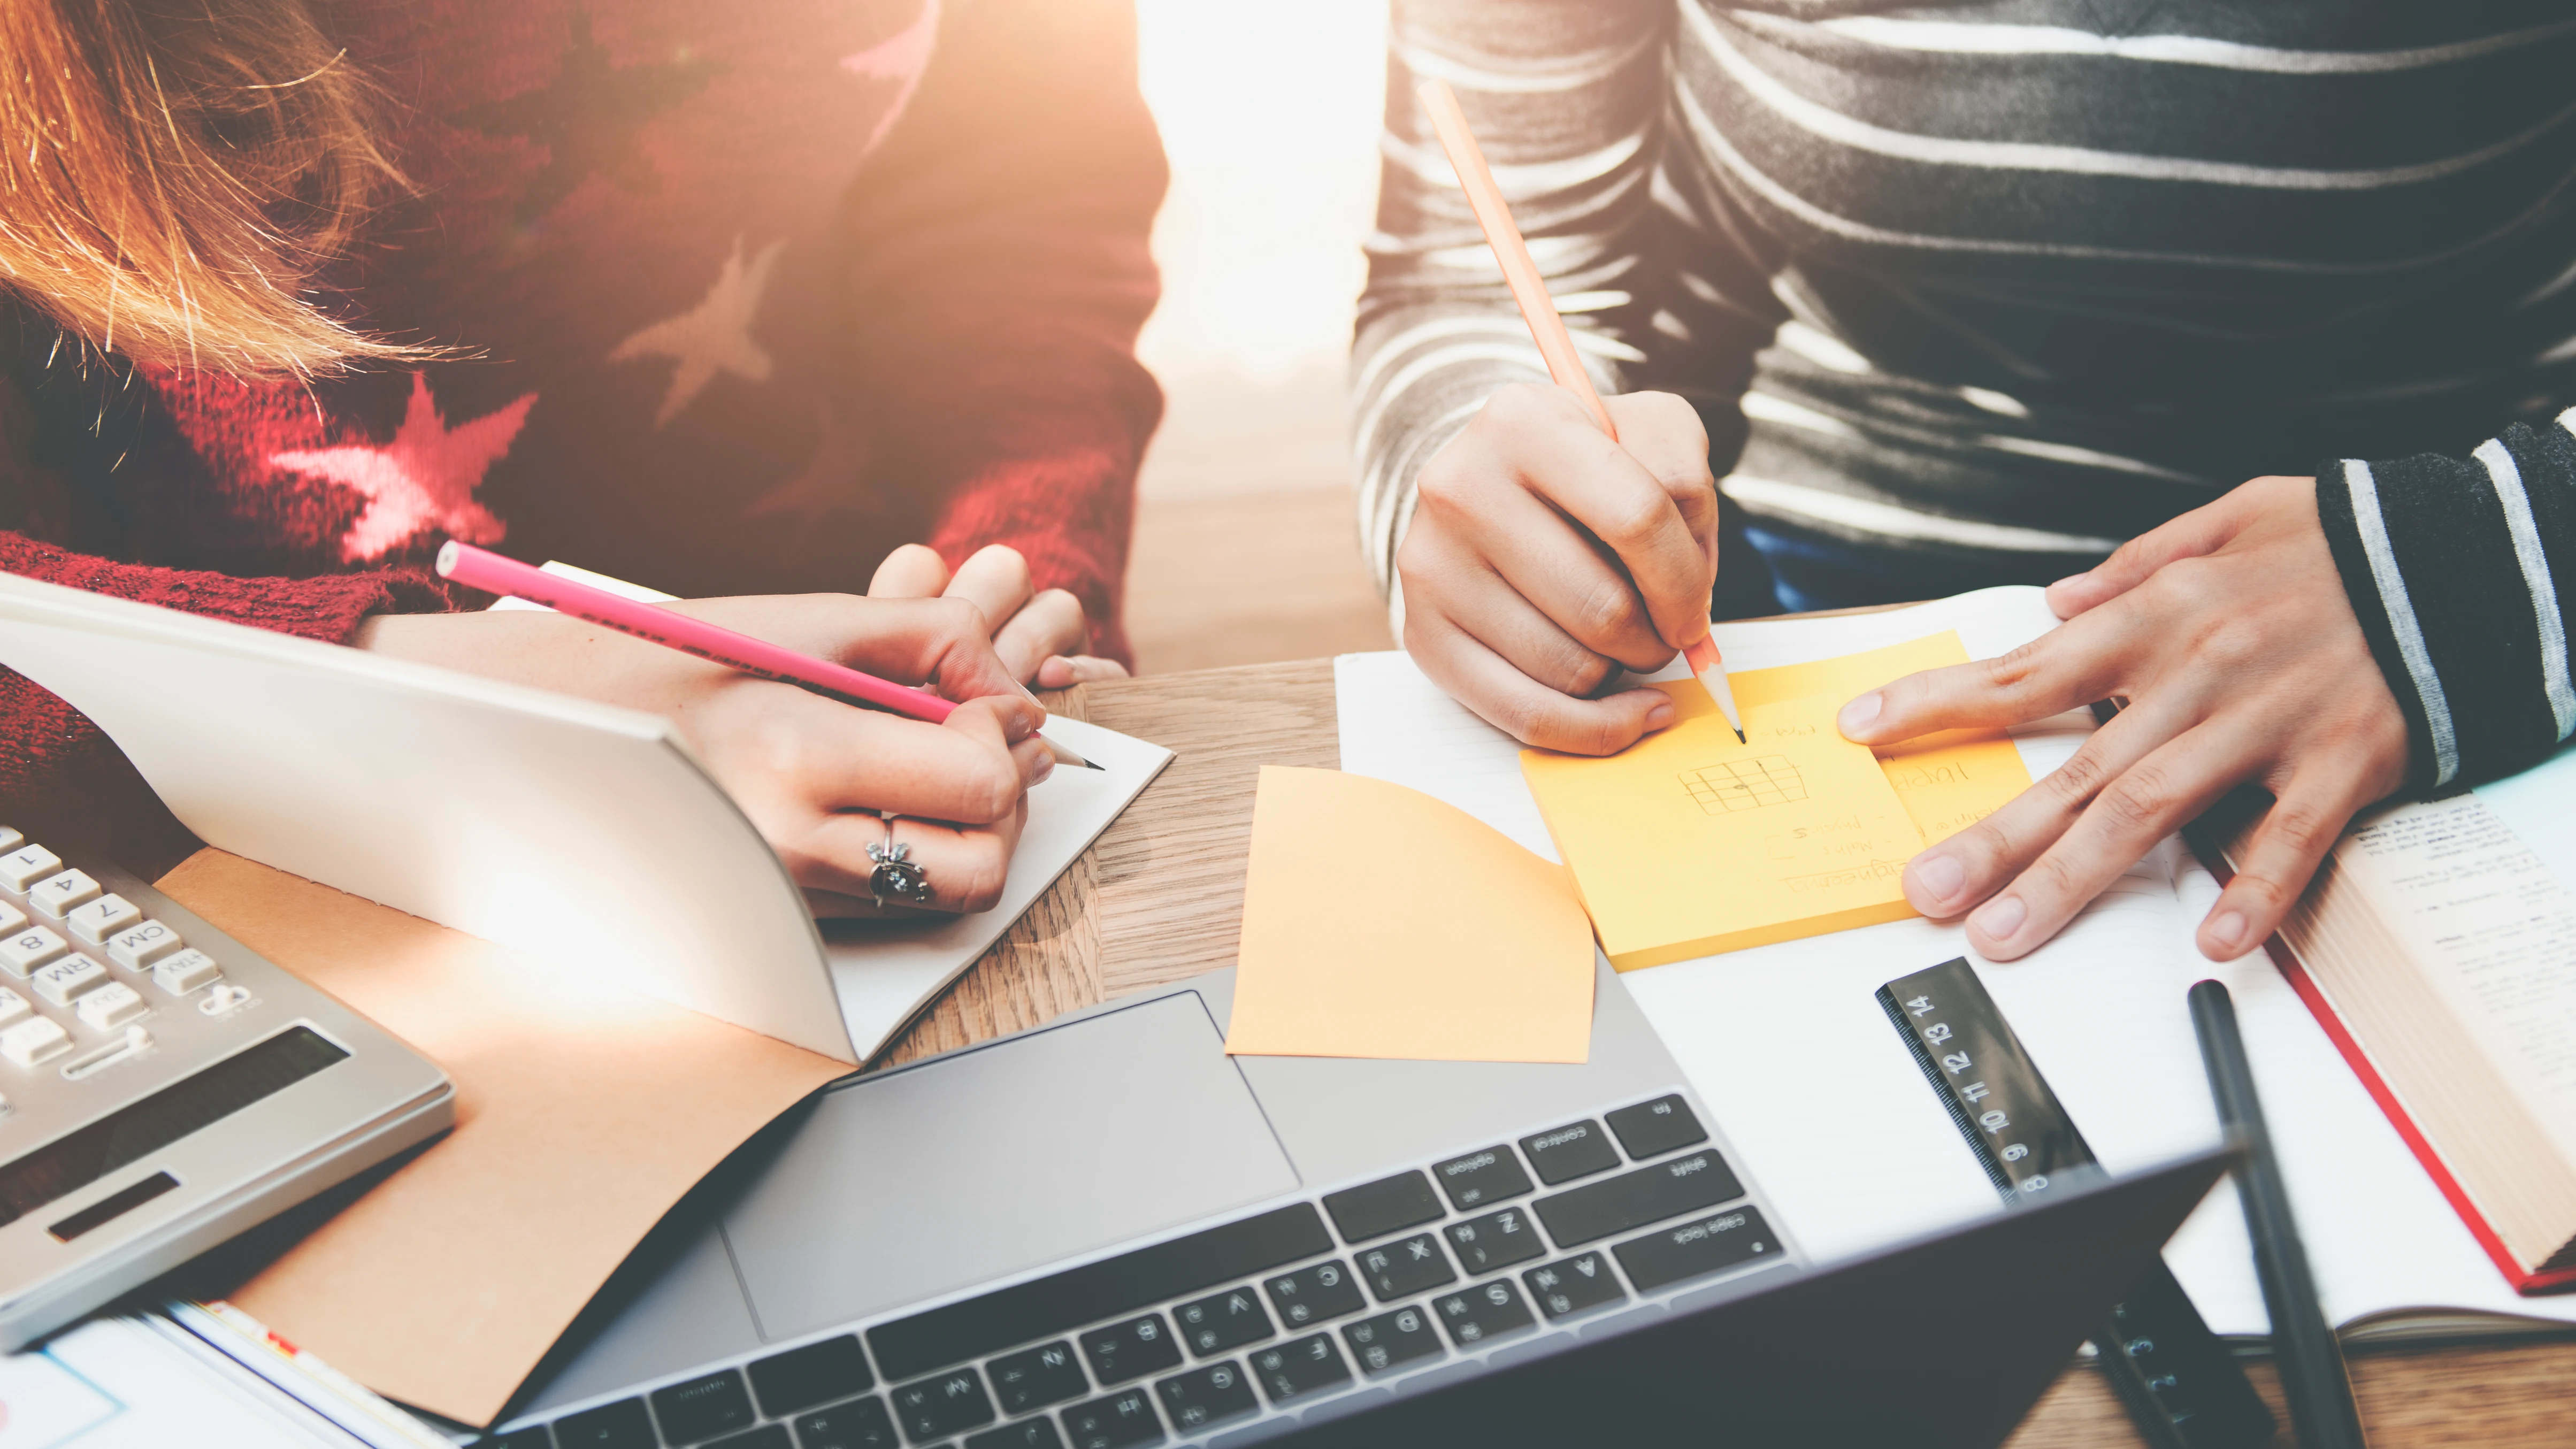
left=152, top=949, right=223, bottom=995
left=1, top=1016, right=71, bottom=1067
left=106, top=921, right=183, bottom=970
left=63, top=894, right=140, bottom=945
left=74, top=982, right=147, bottom=1031
left=0, top=844, right=61, bottom=892
left=1, top=926, right=68, bottom=977
left=31, top=954, right=109, bottom=1007
left=27, top=870, right=98, bottom=919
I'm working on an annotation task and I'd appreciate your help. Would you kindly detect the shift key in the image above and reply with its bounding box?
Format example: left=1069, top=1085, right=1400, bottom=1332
left=1531, top=1149, right=1743, bottom=1248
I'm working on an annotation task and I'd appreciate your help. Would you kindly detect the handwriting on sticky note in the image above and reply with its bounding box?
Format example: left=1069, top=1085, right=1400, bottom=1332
left=1522, top=687, right=1925, bottom=971
left=1729, top=633, right=2032, bottom=846
left=1225, top=766, right=1594, bottom=1063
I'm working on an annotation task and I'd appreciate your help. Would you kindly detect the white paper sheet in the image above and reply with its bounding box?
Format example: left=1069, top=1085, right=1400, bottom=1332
left=1333, top=586, right=2576, bottom=1338
left=1, top=1308, right=417, bottom=1449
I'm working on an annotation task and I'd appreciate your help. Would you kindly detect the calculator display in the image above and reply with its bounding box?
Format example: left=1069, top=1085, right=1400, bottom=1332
left=0, top=1025, right=349, bottom=1229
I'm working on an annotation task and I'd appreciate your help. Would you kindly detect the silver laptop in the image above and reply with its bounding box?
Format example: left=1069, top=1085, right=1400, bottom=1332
left=485, top=961, right=2226, bottom=1449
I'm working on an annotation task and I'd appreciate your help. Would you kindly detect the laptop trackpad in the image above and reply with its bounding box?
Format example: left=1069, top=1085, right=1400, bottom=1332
left=723, top=991, right=1301, bottom=1344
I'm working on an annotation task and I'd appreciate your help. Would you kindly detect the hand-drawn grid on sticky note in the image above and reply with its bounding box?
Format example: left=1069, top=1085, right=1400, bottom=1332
left=1680, top=756, right=1808, bottom=814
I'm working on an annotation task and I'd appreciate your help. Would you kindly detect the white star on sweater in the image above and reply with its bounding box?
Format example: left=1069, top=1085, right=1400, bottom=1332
left=271, top=373, right=537, bottom=562
left=610, top=236, right=786, bottom=426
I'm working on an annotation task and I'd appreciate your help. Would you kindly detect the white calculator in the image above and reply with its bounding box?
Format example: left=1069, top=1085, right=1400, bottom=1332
left=0, top=829, right=453, bottom=1350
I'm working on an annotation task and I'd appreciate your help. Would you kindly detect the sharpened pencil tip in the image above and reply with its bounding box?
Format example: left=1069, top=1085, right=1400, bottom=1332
left=1734, top=727, right=1746, bottom=744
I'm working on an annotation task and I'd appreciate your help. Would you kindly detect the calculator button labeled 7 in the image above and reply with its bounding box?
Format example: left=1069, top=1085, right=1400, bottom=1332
left=0, top=1016, right=71, bottom=1067
left=63, top=894, right=140, bottom=945
left=106, top=921, right=183, bottom=970
left=0, top=926, right=67, bottom=977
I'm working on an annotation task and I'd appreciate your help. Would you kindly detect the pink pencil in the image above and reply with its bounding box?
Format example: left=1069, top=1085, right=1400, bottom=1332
left=434, top=541, right=1097, bottom=768
left=1417, top=79, right=1745, bottom=742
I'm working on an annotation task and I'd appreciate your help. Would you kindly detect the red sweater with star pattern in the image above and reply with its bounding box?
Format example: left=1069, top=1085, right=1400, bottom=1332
left=0, top=0, right=1166, bottom=837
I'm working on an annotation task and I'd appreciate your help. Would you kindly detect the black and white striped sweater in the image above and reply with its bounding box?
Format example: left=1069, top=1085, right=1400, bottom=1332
left=1354, top=2, right=2576, bottom=791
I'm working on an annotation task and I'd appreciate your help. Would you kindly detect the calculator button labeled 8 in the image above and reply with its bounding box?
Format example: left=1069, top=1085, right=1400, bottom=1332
left=0, top=926, right=67, bottom=977
left=106, top=921, right=183, bottom=970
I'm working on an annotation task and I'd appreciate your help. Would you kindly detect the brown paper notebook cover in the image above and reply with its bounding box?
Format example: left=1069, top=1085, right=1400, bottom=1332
left=157, top=849, right=850, bottom=1426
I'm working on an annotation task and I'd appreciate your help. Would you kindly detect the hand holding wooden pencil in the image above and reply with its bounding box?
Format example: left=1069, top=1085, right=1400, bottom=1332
left=1396, top=79, right=1741, bottom=753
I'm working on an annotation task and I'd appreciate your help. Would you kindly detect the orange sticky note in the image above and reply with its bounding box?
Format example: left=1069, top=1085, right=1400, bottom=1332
left=1225, top=766, right=1594, bottom=1063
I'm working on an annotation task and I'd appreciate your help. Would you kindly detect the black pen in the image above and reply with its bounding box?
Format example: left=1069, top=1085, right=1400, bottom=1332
left=2188, top=979, right=2368, bottom=1449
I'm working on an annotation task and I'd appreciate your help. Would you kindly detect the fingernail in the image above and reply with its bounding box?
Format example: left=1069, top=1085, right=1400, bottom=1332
left=1914, top=852, right=1965, bottom=907
left=1645, top=697, right=1676, bottom=730
left=1030, top=750, right=1055, bottom=785
left=1972, top=894, right=2026, bottom=941
left=1837, top=692, right=1881, bottom=738
left=2207, top=910, right=2245, bottom=952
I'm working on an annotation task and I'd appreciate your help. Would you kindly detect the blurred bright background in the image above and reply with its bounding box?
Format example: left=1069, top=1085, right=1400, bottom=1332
left=1121, top=0, right=1396, bottom=673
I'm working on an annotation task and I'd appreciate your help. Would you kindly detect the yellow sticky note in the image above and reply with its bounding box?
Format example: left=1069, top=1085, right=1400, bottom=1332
left=1521, top=687, right=1926, bottom=971
left=1226, top=766, right=1595, bottom=1063
left=1732, top=633, right=2032, bottom=847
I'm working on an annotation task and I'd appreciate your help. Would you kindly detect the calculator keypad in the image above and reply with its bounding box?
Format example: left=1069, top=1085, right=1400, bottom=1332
left=0, top=836, right=229, bottom=1099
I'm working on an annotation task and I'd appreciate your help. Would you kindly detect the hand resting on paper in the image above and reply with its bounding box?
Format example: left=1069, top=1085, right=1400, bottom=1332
left=1398, top=385, right=1719, bottom=755
left=354, top=595, right=1049, bottom=917
left=869, top=543, right=1129, bottom=689
left=1834, top=474, right=2409, bottom=962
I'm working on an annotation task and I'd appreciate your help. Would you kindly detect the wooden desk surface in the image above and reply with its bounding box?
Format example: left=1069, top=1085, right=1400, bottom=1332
left=882, top=659, right=2576, bottom=1447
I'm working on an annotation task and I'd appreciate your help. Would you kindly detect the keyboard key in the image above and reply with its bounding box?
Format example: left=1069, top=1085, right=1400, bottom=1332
left=1059, top=1387, right=1161, bottom=1449
left=965, top=1422, right=1063, bottom=1449
left=553, top=1398, right=656, bottom=1449
left=1531, top=1148, right=1743, bottom=1248
left=1613, top=1206, right=1779, bottom=1293
left=1262, top=1260, right=1366, bottom=1330
left=1605, top=1094, right=1708, bottom=1160
left=106, top=920, right=184, bottom=970
left=63, top=893, right=140, bottom=944
left=1248, top=1333, right=1349, bottom=1405
left=0, top=1015, right=70, bottom=1067
left=0, top=987, right=26, bottom=1028
left=1430, top=1146, right=1533, bottom=1212
left=1174, top=1287, right=1272, bottom=1357
left=27, top=870, right=99, bottom=918
left=474, top=1429, right=555, bottom=1449
left=1443, top=1206, right=1545, bottom=1276
left=32, top=954, right=108, bottom=1007
left=1431, top=1279, right=1536, bottom=1348
left=708, top=1428, right=791, bottom=1449
left=0, top=826, right=21, bottom=853
left=1517, top=1120, right=1620, bottom=1185
left=1, top=926, right=67, bottom=976
left=652, top=1369, right=757, bottom=1444
left=1078, top=1315, right=1180, bottom=1386
left=891, top=1369, right=996, bottom=1441
left=152, top=949, right=223, bottom=995
left=792, top=1394, right=900, bottom=1449
left=986, top=1340, right=1086, bottom=1415
left=1153, top=1362, right=1258, bottom=1434
left=0, top=844, right=61, bottom=892
left=0, top=902, right=22, bottom=937
left=1340, top=1305, right=1442, bottom=1378
left=751, top=1336, right=873, bottom=1417
left=1320, top=1170, right=1442, bottom=1244
left=76, top=980, right=148, bottom=1030
left=1354, top=1233, right=1454, bottom=1302
left=1523, top=1252, right=1626, bottom=1321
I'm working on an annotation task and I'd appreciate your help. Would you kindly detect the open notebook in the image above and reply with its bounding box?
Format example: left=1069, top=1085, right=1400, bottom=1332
left=1338, top=586, right=2576, bottom=1345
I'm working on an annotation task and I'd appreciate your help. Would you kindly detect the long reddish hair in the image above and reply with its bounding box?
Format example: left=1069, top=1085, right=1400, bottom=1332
left=0, top=0, right=413, bottom=376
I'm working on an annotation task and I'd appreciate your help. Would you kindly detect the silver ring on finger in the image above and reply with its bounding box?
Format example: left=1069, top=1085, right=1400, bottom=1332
left=867, top=815, right=934, bottom=909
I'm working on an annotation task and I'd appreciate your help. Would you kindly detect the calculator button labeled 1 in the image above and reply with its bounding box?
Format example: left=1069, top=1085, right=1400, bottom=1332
left=0, top=845, right=61, bottom=892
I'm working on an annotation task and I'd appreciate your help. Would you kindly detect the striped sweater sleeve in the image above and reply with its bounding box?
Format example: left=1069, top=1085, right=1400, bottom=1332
left=2318, top=406, right=2576, bottom=793
left=1351, top=0, right=1782, bottom=625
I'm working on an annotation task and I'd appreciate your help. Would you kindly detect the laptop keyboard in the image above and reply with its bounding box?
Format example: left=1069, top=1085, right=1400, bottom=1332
left=490, top=1092, right=1786, bottom=1449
